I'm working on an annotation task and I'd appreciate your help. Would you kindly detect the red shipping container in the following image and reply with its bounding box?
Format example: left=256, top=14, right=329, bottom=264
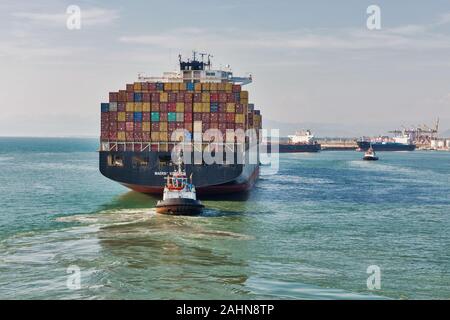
left=236, top=104, right=244, bottom=113
left=118, top=122, right=126, bottom=131
left=219, top=93, right=227, bottom=103
left=109, top=92, right=118, bottom=102
left=177, top=92, right=185, bottom=102
left=126, top=122, right=134, bottom=131
left=126, top=143, right=134, bottom=151
left=235, top=123, right=245, bottom=130
left=160, top=103, right=168, bottom=112
left=118, top=144, right=125, bottom=151
left=202, top=123, right=210, bottom=131
left=126, top=84, right=133, bottom=91
left=141, top=82, right=149, bottom=91
left=175, top=122, right=184, bottom=129
left=109, top=121, right=117, bottom=130
left=232, top=84, right=241, bottom=93
left=218, top=113, right=226, bottom=122
left=169, top=122, right=177, bottom=131
left=193, top=93, right=202, bottom=103
left=226, top=93, right=234, bottom=102
left=210, top=122, right=218, bottom=129
left=184, top=93, right=193, bottom=103
left=151, top=144, right=159, bottom=151
left=148, top=82, right=156, bottom=91
left=210, top=93, right=219, bottom=102
left=134, top=132, right=143, bottom=142
left=218, top=103, right=226, bottom=113
left=101, top=131, right=109, bottom=139
left=143, top=112, right=150, bottom=121
left=202, top=113, right=210, bottom=122
left=151, top=102, right=160, bottom=111
left=151, top=92, right=160, bottom=103
left=126, top=132, right=134, bottom=141
left=193, top=113, right=202, bottom=121
left=134, top=122, right=142, bottom=131
left=126, top=92, right=134, bottom=102
left=184, top=102, right=193, bottom=112
left=143, top=132, right=150, bottom=141
left=126, top=112, right=134, bottom=122
left=184, top=112, right=193, bottom=122
left=226, top=122, right=235, bottom=129
left=134, top=143, right=142, bottom=151
left=143, top=92, right=151, bottom=102
left=160, top=112, right=168, bottom=121
left=168, top=103, right=176, bottom=112
left=118, top=102, right=126, bottom=112
left=101, top=113, right=109, bottom=122
left=185, top=123, right=193, bottom=132
left=109, top=131, right=117, bottom=140
left=118, top=90, right=127, bottom=102
left=226, top=113, right=235, bottom=122
left=109, top=111, right=117, bottom=120
left=168, top=93, right=177, bottom=103
left=151, top=123, right=160, bottom=131
left=210, top=113, right=218, bottom=122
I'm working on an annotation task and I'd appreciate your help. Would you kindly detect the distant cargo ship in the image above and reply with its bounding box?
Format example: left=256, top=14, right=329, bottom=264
left=357, top=134, right=416, bottom=151
left=265, top=130, right=321, bottom=153
left=99, top=52, right=262, bottom=195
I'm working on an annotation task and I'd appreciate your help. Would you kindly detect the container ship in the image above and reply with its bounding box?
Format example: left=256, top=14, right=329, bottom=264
left=99, top=53, right=262, bottom=195
left=264, top=130, right=321, bottom=153
left=357, top=134, right=416, bottom=151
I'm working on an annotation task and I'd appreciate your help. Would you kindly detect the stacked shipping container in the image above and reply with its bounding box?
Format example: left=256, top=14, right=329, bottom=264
left=101, top=82, right=262, bottom=151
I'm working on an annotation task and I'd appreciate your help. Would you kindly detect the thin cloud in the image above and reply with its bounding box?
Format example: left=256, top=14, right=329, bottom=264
left=12, top=7, right=119, bottom=27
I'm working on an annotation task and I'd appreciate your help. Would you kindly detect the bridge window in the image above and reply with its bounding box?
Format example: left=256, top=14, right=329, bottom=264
left=107, top=154, right=123, bottom=167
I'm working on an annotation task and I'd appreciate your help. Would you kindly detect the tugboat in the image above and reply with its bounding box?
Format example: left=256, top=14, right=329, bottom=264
left=155, top=159, right=204, bottom=215
left=363, top=146, right=379, bottom=161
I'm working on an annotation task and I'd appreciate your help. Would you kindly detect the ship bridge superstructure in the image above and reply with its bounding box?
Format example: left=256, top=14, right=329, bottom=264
left=138, top=51, right=252, bottom=85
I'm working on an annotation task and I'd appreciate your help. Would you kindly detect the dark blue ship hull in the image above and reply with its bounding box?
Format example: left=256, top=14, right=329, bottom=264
left=357, top=141, right=416, bottom=151
left=264, top=143, right=321, bottom=153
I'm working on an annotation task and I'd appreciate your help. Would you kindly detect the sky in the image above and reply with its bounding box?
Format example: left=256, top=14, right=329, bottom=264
left=0, top=0, right=449, bottom=137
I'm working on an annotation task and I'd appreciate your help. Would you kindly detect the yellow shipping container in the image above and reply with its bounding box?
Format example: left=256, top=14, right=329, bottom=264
left=201, top=83, right=210, bottom=91
left=202, top=103, right=210, bottom=113
left=225, top=83, right=233, bottom=93
left=117, top=132, right=126, bottom=141
left=126, top=102, right=134, bottom=112
left=210, top=83, right=218, bottom=91
left=159, top=122, right=168, bottom=131
left=171, top=83, right=179, bottom=91
left=160, top=92, right=168, bottom=102
left=160, top=132, right=168, bottom=141
left=151, top=132, right=160, bottom=141
left=226, top=103, right=236, bottom=113
left=142, top=122, right=151, bottom=132
left=218, top=83, right=226, bottom=91
left=179, top=82, right=187, bottom=91
left=240, top=91, right=248, bottom=99
left=193, top=103, right=203, bottom=112
left=134, top=102, right=143, bottom=112
left=176, top=103, right=185, bottom=112
left=143, top=102, right=151, bottom=112
left=164, top=83, right=172, bottom=91
left=133, top=82, right=142, bottom=91
left=235, top=114, right=245, bottom=124
left=202, top=92, right=210, bottom=103
left=240, top=97, right=249, bottom=104
left=194, top=83, right=202, bottom=92
left=117, top=112, right=126, bottom=122
left=159, top=144, right=168, bottom=152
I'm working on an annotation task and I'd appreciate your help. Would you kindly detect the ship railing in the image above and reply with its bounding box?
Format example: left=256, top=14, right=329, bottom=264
left=99, top=141, right=248, bottom=152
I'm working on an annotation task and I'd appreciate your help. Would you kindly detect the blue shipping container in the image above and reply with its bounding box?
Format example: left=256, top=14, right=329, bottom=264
left=101, top=103, right=109, bottom=113
left=187, top=82, right=194, bottom=91
left=134, top=92, right=142, bottom=102
left=156, top=83, right=164, bottom=91
left=134, top=112, right=143, bottom=122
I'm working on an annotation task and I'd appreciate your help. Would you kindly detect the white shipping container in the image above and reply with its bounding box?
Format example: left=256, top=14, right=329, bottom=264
left=109, top=102, right=118, bottom=111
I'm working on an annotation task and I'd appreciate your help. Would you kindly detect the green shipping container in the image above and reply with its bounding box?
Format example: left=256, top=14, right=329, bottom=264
left=168, top=112, right=177, bottom=122
left=151, top=112, right=160, bottom=122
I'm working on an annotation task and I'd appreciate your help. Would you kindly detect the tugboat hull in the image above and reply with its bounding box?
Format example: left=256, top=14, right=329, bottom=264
left=156, top=198, right=204, bottom=215
left=363, top=156, right=379, bottom=161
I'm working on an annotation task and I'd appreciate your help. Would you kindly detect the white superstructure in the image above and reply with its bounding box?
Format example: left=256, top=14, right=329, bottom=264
left=288, top=130, right=315, bottom=144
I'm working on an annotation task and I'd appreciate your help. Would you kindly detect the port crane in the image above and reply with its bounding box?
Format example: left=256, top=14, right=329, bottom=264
left=389, top=118, right=440, bottom=145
